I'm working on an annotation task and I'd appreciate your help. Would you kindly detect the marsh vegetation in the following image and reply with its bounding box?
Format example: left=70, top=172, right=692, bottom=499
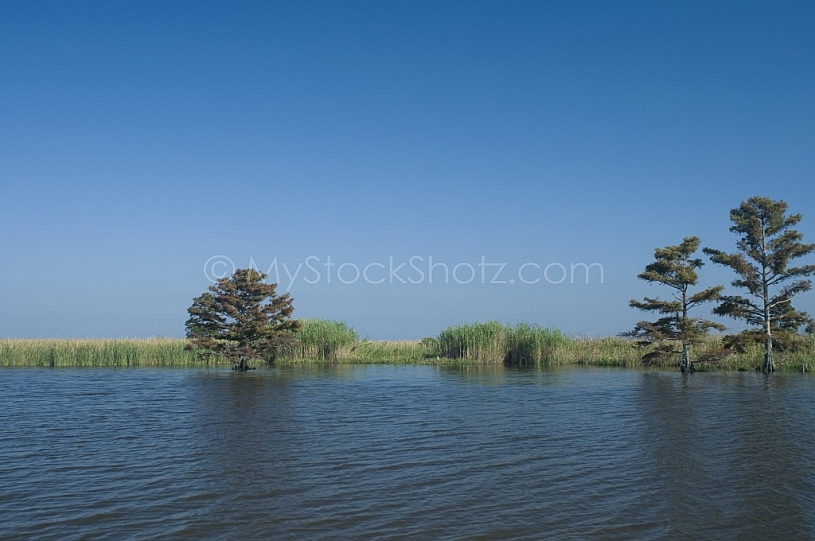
left=3, top=323, right=813, bottom=371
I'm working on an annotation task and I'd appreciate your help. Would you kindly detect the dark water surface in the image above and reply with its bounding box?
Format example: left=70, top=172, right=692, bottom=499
left=1, top=366, right=814, bottom=540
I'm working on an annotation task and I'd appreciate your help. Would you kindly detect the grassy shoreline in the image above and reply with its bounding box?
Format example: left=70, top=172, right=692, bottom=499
left=2, top=334, right=813, bottom=371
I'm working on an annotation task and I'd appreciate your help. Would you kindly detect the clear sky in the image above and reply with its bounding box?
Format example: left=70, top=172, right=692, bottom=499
left=2, top=0, right=814, bottom=339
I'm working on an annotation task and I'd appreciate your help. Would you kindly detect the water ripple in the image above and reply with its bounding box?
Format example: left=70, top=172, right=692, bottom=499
left=1, top=366, right=814, bottom=539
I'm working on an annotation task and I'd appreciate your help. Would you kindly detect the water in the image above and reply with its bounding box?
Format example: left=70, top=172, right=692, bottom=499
left=1, top=366, right=813, bottom=540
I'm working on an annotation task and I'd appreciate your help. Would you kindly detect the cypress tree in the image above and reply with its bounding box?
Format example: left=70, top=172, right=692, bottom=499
left=628, top=236, right=724, bottom=372
left=186, top=268, right=301, bottom=370
left=704, top=197, right=815, bottom=372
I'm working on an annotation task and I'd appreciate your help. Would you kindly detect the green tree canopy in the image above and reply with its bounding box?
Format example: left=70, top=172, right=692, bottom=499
left=704, top=196, right=815, bottom=372
left=627, top=236, right=724, bottom=371
left=185, top=268, right=301, bottom=370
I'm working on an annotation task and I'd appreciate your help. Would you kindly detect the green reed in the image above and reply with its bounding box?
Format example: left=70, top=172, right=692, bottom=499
left=438, top=321, right=569, bottom=365
left=292, top=319, right=360, bottom=361
left=436, top=323, right=815, bottom=370
left=2, top=324, right=812, bottom=370
left=0, top=338, right=206, bottom=367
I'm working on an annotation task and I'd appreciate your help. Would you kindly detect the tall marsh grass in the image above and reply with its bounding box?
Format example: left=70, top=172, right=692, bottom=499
left=2, top=323, right=812, bottom=370
left=0, top=338, right=201, bottom=367
left=282, top=319, right=444, bottom=364
left=436, top=323, right=815, bottom=370
left=293, top=319, right=359, bottom=360
left=438, top=321, right=568, bottom=365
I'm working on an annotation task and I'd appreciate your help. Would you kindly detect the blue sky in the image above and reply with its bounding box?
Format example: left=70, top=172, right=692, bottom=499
left=2, top=0, right=814, bottom=339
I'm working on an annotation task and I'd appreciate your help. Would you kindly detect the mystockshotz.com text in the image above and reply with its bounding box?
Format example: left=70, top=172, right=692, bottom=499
left=204, top=256, right=605, bottom=291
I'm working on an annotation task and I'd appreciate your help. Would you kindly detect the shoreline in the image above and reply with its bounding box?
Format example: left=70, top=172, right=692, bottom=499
left=2, top=337, right=813, bottom=372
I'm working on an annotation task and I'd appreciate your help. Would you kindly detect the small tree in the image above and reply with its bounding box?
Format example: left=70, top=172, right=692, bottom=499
left=185, top=268, right=301, bottom=370
left=627, top=236, right=724, bottom=372
left=704, top=196, right=815, bottom=372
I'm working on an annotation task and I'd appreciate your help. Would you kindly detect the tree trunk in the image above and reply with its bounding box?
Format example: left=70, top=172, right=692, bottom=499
left=763, top=332, right=774, bottom=372
left=680, top=287, right=692, bottom=374
left=761, top=232, right=775, bottom=373
left=681, top=341, right=691, bottom=373
left=762, top=289, right=774, bottom=372
left=233, top=356, right=251, bottom=371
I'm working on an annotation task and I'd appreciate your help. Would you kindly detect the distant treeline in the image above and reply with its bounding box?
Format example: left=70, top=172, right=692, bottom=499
left=2, top=319, right=813, bottom=371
